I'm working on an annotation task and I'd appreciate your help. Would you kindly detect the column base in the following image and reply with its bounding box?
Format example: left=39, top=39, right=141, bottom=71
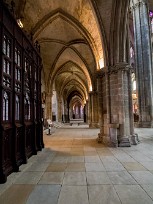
left=89, top=122, right=99, bottom=128
left=138, top=121, right=153, bottom=128
left=97, top=133, right=103, bottom=143
left=131, top=133, right=140, bottom=145
left=118, top=137, right=131, bottom=147
left=97, top=133, right=118, bottom=147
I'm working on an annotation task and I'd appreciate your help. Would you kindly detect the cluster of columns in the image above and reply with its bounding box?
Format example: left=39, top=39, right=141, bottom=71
left=96, top=0, right=153, bottom=146
left=97, top=64, right=136, bottom=147
left=131, top=0, right=153, bottom=127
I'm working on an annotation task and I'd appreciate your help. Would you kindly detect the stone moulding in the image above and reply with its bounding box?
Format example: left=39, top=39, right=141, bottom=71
left=96, top=64, right=134, bottom=78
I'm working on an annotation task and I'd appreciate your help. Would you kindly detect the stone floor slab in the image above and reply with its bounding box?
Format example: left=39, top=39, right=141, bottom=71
left=122, top=162, right=147, bottom=171
left=46, top=163, right=67, bottom=172
left=65, top=163, right=85, bottom=172
left=107, top=171, right=137, bottom=184
left=140, top=161, right=153, bottom=171
left=58, top=185, right=89, bottom=204
left=85, top=162, right=105, bottom=172
left=88, top=185, right=121, bottom=204
left=63, top=172, right=86, bottom=185
left=103, top=162, right=125, bottom=171
left=52, top=156, right=69, bottom=163
left=100, top=156, right=118, bottom=162
left=38, top=172, right=64, bottom=184
left=26, top=162, right=49, bottom=172
left=85, top=156, right=101, bottom=163
left=86, top=172, right=111, bottom=185
left=68, top=156, right=84, bottom=162
left=129, top=171, right=153, bottom=184
left=14, top=172, right=43, bottom=184
left=26, top=185, right=61, bottom=204
left=0, top=185, right=34, bottom=204
left=114, top=185, right=153, bottom=204
left=141, top=185, right=153, bottom=200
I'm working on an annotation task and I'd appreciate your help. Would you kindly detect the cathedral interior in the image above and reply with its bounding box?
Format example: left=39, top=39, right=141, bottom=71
left=0, top=0, right=153, bottom=203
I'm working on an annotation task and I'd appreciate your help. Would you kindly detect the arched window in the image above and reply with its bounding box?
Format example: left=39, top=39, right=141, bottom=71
left=130, top=47, right=134, bottom=59
left=3, top=92, right=9, bottom=121
left=15, top=95, right=20, bottom=120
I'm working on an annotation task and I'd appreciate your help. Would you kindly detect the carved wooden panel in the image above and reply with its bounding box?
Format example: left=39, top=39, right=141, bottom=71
left=0, top=1, right=43, bottom=183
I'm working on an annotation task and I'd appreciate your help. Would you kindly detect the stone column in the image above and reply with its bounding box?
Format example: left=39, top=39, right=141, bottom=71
left=114, top=63, right=132, bottom=147
left=45, top=93, right=52, bottom=120
left=88, top=93, right=92, bottom=126
left=63, top=102, right=68, bottom=122
left=99, top=64, right=133, bottom=147
left=86, top=100, right=89, bottom=124
left=97, top=71, right=104, bottom=142
left=132, top=0, right=153, bottom=127
left=96, top=68, right=113, bottom=146
left=58, top=100, right=62, bottom=122
left=89, top=91, right=99, bottom=128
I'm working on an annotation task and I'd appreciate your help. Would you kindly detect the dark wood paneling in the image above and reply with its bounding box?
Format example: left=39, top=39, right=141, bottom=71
left=0, top=1, right=43, bottom=183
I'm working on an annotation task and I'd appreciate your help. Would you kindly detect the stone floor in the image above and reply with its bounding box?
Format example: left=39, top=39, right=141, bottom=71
left=0, top=125, right=153, bottom=204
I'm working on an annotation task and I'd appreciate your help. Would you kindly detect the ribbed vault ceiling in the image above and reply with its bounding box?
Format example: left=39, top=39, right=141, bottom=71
left=5, top=0, right=153, bottom=105
left=8, top=0, right=105, bottom=104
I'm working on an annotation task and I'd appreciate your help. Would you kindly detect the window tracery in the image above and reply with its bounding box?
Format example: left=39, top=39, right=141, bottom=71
left=3, top=92, right=9, bottom=121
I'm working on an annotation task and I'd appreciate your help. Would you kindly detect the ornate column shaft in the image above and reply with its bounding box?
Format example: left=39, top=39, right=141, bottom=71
left=132, top=0, right=153, bottom=127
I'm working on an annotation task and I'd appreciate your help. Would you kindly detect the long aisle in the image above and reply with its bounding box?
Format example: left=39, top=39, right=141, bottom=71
left=0, top=127, right=153, bottom=204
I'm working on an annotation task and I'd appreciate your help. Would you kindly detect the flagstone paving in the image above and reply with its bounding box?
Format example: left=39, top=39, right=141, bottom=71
left=0, top=126, right=153, bottom=204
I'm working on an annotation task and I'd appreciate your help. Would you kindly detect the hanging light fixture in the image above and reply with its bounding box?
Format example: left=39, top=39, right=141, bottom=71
left=17, top=19, right=23, bottom=28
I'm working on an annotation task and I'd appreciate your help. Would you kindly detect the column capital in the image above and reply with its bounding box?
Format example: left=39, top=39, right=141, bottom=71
left=108, top=63, right=133, bottom=75
left=89, top=91, right=98, bottom=96
left=96, top=64, right=133, bottom=76
left=96, top=67, right=108, bottom=78
left=46, top=92, right=52, bottom=97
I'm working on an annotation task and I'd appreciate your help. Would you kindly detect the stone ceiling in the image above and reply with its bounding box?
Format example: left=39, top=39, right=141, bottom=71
left=8, top=0, right=104, bottom=104
left=5, top=0, right=153, bottom=105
